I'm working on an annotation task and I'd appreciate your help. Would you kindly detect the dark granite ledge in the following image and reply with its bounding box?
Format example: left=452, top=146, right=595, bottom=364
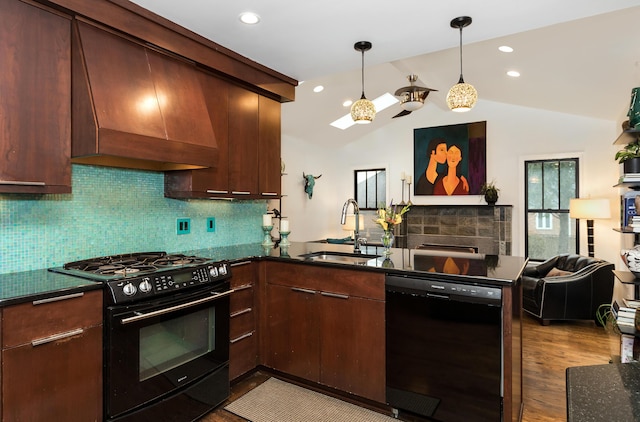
left=567, top=362, right=640, bottom=421
left=0, top=269, right=102, bottom=307
left=0, top=242, right=528, bottom=307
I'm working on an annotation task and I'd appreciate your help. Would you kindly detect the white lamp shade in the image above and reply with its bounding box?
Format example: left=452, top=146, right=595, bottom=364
left=569, top=198, right=611, bottom=219
left=342, top=215, right=365, bottom=231
left=401, top=100, right=424, bottom=111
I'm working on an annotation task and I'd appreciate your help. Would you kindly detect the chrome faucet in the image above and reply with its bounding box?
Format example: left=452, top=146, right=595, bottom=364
left=340, top=198, right=365, bottom=252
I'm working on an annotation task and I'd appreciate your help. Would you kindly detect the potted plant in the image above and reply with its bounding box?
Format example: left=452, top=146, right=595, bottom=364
left=615, top=140, right=640, bottom=174
left=480, top=181, right=500, bottom=205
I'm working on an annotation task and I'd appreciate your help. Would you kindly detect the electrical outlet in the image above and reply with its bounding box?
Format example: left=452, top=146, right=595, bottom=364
left=177, top=218, right=190, bottom=235
left=206, top=217, right=216, bottom=232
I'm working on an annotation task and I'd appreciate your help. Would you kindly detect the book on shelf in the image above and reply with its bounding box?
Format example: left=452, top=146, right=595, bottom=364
left=620, top=334, right=639, bottom=363
left=623, top=298, right=640, bottom=309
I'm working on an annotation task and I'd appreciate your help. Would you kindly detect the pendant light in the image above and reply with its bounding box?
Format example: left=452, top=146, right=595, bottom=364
left=446, top=16, right=477, bottom=112
left=351, top=41, right=376, bottom=124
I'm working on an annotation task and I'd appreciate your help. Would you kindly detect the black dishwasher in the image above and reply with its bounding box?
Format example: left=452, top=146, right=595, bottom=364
left=386, top=274, right=503, bottom=421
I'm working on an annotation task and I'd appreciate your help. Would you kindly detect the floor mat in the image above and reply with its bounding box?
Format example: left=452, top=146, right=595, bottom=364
left=224, top=378, right=397, bottom=422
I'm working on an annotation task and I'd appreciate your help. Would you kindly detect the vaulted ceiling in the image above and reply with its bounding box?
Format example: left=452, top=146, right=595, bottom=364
left=131, top=0, right=640, bottom=145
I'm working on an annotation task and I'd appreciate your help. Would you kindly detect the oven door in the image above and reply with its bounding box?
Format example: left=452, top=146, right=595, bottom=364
left=105, top=282, right=232, bottom=419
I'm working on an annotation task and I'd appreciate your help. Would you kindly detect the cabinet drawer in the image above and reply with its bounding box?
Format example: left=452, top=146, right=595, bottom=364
left=230, top=308, right=254, bottom=339
left=230, top=261, right=255, bottom=286
left=2, top=290, right=103, bottom=348
left=2, top=324, right=102, bottom=421
left=265, top=262, right=385, bottom=300
left=230, top=283, right=254, bottom=314
left=229, top=329, right=256, bottom=380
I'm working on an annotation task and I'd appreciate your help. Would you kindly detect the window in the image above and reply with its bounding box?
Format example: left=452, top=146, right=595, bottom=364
left=354, top=168, right=386, bottom=210
left=525, top=158, right=578, bottom=260
left=535, top=213, right=553, bottom=230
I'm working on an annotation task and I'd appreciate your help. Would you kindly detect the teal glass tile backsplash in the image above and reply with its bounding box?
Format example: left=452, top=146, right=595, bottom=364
left=0, top=165, right=266, bottom=274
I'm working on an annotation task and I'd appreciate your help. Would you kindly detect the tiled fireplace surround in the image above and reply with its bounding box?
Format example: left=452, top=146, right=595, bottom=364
left=401, top=205, right=512, bottom=255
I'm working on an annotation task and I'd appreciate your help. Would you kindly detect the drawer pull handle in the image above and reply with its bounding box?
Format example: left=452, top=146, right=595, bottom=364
left=0, top=180, right=46, bottom=186
left=230, top=331, right=254, bottom=344
left=233, top=284, right=253, bottom=291
left=231, top=261, right=252, bottom=267
left=206, top=190, right=228, bottom=194
left=321, top=292, right=349, bottom=300
left=261, top=192, right=278, bottom=196
left=32, top=328, right=84, bottom=346
left=232, top=191, right=251, bottom=195
left=33, top=292, right=84, bottom=305
left=230, top=308, right=252, bottom=318
left=291, top=287, right=316, bottom=295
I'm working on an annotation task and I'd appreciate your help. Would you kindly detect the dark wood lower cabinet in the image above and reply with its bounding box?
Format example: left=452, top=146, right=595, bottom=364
left=263, top=262, right=385, bottom=403
left=1, top=290, right=103, bottom=421
left=2, top=325, right=103, bottom=421
left=229, top=262, right=259, bottom=381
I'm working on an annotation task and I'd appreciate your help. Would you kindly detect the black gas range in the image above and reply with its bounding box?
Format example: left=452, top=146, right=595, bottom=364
left=49, top=251, right=230, bottom=304
left=51, top=251, right=233, bottom=421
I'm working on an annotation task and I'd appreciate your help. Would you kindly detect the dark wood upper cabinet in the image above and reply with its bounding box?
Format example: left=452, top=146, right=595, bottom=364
left=259, top=96, right=282, bottom=197
left=164, top=78, right=282, bottom=199
left=228, top=85, right=259, bottom=196
left=0, top=0, right=72, bottom=193
left=72, top=19, right=218, bottom=171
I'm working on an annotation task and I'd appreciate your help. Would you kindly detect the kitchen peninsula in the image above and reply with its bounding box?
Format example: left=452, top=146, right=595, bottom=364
left=0, top=242, right=527, bottom=421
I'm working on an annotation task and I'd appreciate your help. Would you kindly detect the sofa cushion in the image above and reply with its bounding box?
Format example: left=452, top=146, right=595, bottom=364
left=546, top=267, right=573, bottom=277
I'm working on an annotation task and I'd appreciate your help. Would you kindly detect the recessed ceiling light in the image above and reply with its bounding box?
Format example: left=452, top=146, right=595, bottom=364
left=507, top=70, right=520, bottom=77
left=343, top=100, right=353, bottom=107
left=313, top=85, right=324, bottom=93
left=239, top=12, right=260, bottom=25
left=330, top=93, right=399, bottom=130
left=498, top=45, right=514, bottom=53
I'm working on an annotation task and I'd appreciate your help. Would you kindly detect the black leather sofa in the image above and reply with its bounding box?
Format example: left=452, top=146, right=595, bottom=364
left=522, top=254, right=614, bottom=325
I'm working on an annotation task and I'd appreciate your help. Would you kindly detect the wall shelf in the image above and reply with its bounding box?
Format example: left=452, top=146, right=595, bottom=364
left=614, top=128, right=640, bottom=145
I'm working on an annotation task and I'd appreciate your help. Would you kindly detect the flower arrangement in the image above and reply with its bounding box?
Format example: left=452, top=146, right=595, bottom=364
left=374, top=201, right=411, bottom=232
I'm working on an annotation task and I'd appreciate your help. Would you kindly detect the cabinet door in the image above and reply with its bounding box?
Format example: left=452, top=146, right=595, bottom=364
left=228, top=85, right=259, bottom=196
left=265, top=283, right=319, bottom=381
left=0, top=0, right=71, bottom=193
left=258, top=95, right=281, bottom=197
left=2, top=325, right=103, bottom=421
left=319, top=293, right=385, bottom=402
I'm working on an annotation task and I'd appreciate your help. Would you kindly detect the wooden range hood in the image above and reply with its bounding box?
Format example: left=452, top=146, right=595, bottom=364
left=71, top=19, right=218, bottom=171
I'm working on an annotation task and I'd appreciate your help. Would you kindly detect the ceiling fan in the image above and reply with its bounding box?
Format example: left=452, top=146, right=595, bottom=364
left=392, top=74, right=437, bottom=118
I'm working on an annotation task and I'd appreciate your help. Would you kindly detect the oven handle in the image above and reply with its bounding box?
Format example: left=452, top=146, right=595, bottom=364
left=120, top=289, right=234, bottom=325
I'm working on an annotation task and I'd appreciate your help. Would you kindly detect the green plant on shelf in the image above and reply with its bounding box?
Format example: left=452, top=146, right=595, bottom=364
left=615, top=140, right=640, bottom=163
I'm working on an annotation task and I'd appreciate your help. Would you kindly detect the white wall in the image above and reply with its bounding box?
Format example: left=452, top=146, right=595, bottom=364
left=282, top=97, right=628, bottom=271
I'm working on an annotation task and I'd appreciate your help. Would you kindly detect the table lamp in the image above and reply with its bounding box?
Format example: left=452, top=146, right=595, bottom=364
left=569, top=198, right=611, bottom=257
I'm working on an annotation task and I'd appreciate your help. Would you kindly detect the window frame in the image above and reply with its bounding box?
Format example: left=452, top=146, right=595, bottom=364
left=524, top=157, right=579, bottom=260
left=353, top=168, right=386, bottom=210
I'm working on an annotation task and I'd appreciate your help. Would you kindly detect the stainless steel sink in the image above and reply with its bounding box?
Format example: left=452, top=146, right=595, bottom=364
left=298, top=251, right=381, bottom=265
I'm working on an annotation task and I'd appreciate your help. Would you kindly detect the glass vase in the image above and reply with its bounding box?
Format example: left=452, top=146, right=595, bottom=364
left=381, top=230, right=394, bottom=256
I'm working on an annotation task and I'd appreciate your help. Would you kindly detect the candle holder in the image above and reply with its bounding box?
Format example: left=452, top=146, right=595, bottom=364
left=262, top=225, right=274, bottom=246
left=407, top=179, right=412, bottom=204
left=279, top=230, right=291, bottom=246
left=400, top=175, right=406, bottom=205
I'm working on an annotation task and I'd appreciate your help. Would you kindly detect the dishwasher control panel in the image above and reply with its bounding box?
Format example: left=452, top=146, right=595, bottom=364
left=385, top=275, right=502, bottom=305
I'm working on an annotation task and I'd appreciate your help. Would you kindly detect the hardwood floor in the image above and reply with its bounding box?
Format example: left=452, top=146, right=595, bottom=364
left=201, top=313, right=614, bottom=421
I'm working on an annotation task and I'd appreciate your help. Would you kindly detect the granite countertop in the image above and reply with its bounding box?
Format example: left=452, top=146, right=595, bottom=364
left=566, top=362, right=640, bottom=421
left=0, top=242, right=528, bottom=306
left=0, top=268, right=102, bottom=306
left=187, top=241, right=528, bottom=285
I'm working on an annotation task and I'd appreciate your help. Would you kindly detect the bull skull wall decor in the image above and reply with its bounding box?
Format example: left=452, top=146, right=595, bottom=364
left=303, top=173, right=322, bottom=199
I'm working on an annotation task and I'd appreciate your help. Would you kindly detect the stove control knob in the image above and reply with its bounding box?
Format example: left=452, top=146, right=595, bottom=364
left=139, top=278, right=152, bottom=293
left=209, top=266, right=219, bottom=277
left=123, top=282, right=137, bottom=296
